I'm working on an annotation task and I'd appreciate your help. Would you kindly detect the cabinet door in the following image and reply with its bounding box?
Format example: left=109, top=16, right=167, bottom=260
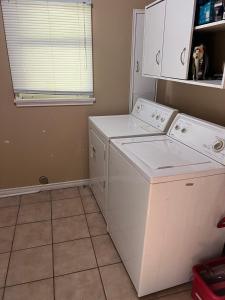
left=142, top=1, right=166, bottom=77
left=89, top=129, right=106, bottom=216
left=161, top=0, right=196, bottom=79
left=130, top=11, right=156, bottom=110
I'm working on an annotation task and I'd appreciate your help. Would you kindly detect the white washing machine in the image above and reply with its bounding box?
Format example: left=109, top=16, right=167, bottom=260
left=108, top=114, right=225, bottom=297
left=89, top=98, right=178, bottom=220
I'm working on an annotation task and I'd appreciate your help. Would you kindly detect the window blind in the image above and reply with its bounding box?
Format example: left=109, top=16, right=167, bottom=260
left=1, top=0, right=93, bottom=97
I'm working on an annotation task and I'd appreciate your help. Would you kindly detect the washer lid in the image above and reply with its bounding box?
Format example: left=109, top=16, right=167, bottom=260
left=122, top=138, right=210, bottom=170
left=111, top=136, right=225, bottom=183
left=89, top=115, right=162, bottom=139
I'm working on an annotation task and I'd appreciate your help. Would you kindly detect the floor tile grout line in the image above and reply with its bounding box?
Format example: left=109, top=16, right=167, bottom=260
left=8, top=232, right=109, bottom=254
left=0, top=186, right=80, bottom=201
left=51, top=196, right=81, bottom=202
left=16, top=218, right=52, bottom=226
left=3, top=271, right=192, bottom=298
left=52, top=213, right=92, bottom=221
left=4, top=265, right=103, bottom=289
left=50, top=192, right=56, bottom=300
left=10, top=243, right=53, bottom=253
left=0, top=204, right=20, bottom=210
left=2, top=195, right=21, bottom=298
left=51, top=211, right=101, bottom=221
left=0, top=209, right=101, bottom=230
left=16, top=219, right=52, bottom=227
left=3, top=264, right=119, bottom=289
left=94, top=261, right=122, bottom=269
left=2, top=245, right=192, bottom=288
left=78, top=189, right=98, bottom=268
left=54, top=266, right=100, bottom=279
left=0, top=196, right=82, bottom=209
left=6, top=214, right=84, bottom=227
left=51, top=191, right=81, bottom=202
left=20, top=200, right=51, bottom=206
left=1, top=217, right=106, bottom=255
left=84, top=211, right=101, bottom=215
left=0, top=189, right=91, bottom=209
left=0, top=197, right=82, bottom=210
left=0, top=224, right=22, bottom=230
left=0, top=226, right=15, bottom=254
left=79, top=188, right=108, bottom=300
left=3, top=264, right=122, bottom=289
left=4, top=276, right=54, bottom=289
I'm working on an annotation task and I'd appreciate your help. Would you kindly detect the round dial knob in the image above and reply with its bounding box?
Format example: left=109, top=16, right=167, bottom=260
left=213, top=139, right=225, bottom=152
left=181, top=128, right=187, bottom=133
left=161, top=118, right=165, bottom=122
left=175, top=125, right=180, bottom=130
left=156, top=115, right=160, bottom=120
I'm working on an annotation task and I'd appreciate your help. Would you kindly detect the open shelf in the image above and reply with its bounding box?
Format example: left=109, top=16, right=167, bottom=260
left=195, top=20, right=225, bottom=32
left=156, top=76, right=224, bottom=89
left=179, top=79, right=223, bottom=88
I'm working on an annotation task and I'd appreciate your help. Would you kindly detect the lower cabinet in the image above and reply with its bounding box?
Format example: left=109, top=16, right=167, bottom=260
left=89, top=129, right=106, bottom=217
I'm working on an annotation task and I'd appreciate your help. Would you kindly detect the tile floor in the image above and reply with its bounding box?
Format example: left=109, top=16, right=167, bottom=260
left=0, top=186, right=193, bottom=300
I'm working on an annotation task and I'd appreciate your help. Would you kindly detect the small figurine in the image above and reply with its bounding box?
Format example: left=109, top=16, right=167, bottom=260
left=214, top=0, right=224, bottom=21
left=192, top=44, right=209, bottom=80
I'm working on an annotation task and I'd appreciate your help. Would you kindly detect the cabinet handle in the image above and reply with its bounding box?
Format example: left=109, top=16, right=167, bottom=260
left=180, top=47, right=186, bottom=66
left=156, top=50, right=160, bottom=65
left=136, top=60, right=140, bottom=73
left=90, top=145, right=96, bottom=158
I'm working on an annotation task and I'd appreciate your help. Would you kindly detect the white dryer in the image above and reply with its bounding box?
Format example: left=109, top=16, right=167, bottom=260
left=108, top=114, right=225, bottom=297
left=89, top=98, right=178, bottom=220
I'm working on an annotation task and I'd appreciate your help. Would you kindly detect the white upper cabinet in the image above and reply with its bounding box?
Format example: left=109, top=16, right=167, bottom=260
left=161, top=0, right=196, bottom=79
left=130, top=10, right=156, bottom=111
left=142, top=1, right=166, bottom=77
left=142, top=0, right=213, bottom=85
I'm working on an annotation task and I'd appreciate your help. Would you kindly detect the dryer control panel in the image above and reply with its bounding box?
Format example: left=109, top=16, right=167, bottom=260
left=168, top=114, right=225, bottom=165
left=132, top=98, right=178, bottom=132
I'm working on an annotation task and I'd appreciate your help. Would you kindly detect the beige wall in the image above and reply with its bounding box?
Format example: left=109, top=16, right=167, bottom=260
left=0, top=0, right=149, bottom=189
left=157, top=81, right=225, bottom=127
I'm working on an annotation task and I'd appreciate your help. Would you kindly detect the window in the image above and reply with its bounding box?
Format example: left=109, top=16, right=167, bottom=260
left=1, top=0, right=94, bottom=106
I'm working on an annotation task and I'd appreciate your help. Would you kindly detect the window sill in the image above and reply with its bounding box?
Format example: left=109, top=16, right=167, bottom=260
left=14, top=97, right=96, bottom=107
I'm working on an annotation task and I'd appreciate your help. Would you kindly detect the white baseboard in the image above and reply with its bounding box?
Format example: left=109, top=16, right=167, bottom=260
left=0, top=179, right=91, bottom=198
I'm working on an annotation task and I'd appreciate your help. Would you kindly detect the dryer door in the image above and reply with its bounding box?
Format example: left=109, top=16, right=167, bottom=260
left=89, top=129, right=106, bottom=216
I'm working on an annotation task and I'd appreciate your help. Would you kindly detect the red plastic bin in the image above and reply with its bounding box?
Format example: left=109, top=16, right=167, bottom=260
left=192, top=257, right=225, bottom=300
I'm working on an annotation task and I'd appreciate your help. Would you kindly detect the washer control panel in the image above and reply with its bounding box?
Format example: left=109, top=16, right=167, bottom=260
left=168, top=114, right=225, bottom=165
left=132, top=98, right=178, bottom=132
